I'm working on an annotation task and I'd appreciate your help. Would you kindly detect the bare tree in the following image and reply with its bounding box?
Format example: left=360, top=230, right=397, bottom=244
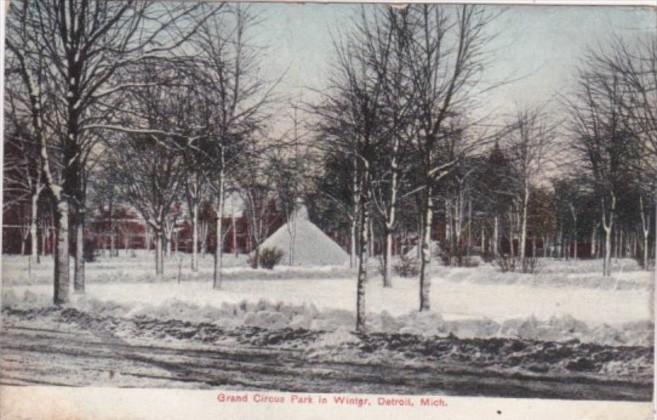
left=315, top=6, right=400, bottom=331
left=239, top=155, right=279, bottom=271
left=505, top=108, right=557, bottom=271
left=406, top=5, right=495, bottom=311
left=568, top=66, right=635, bottom=276
left=598, top=37, right=657, bottom=270
left=106, top=60, right=193, bottom=278
left=188, top=4, right=276, bottom=288
left=109, top=135, right=185, bottom=278
left=5, top=0, right=216, bottom=303
left=365, top=8, right=416, bottom=288
left=3, top=90, right=45, bottom=265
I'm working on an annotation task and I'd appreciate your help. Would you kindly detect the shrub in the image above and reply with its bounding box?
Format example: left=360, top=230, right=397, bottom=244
left=462, top=256, right=480, bottom=268
left=393, top=255, right=420, bottom=277
left=495, top=254, right=517, bottom=272
left=521, top=256, right=540, bottom=274
left=494, top=254, right=540, bottom=273
left=258, top=247, right=284, bottom=269
left=247, top=254, right=257, bottom=268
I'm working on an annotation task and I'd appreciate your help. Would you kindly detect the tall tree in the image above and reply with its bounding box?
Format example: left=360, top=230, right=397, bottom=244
left=5, top=0, right=215, bottom=303
left=597, top=37, right=657, bottom=270
left=569, top=66, right=635, bottom=276
left=314, top=7, right=392, bottom=330
left=406, top=5, right=495, bottom=310
left=3, top=90, right=45, bottom=266
left=189, top=4, right=275, bottom=288
left=505, top=108, right=556, bottom=270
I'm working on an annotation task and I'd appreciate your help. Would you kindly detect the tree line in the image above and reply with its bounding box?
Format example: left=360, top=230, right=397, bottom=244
left=4, top=1, right=296, bottom=301
left=4, top=2, right=657, bottom=332
left=306, top=6, right=657, bottom=330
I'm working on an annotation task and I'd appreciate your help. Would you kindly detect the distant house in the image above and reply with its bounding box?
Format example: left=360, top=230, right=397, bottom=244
left=82, top=192, right=287, bottom=256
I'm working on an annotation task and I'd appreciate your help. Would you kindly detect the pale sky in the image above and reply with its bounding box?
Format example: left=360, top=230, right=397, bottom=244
left=248, top=4, right=656, bottom=133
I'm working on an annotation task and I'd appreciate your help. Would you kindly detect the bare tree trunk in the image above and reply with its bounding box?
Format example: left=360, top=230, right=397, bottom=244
left=191, top=201, right=199, bottom=272
left=466, top=197, right=472, bottom=257
left=232, top=212, right=238, bottom=257
left=368, top=212, right=374, bottom=258
left=124, top=232, right=129, bottom=256
left=350, top=156, right=359, bottom=268
left=640, top=195, right=650, bottom=270
left=110, top=230, right=115, bottom=257
left=73, top=168, right=87, bottom=291
left=53, top=199, right=70, bottom=305
left=40, top=221, right=47, bottom=261
left=644, top=230, right=650, bottom=270
left=654, top=189, right=657, bottom=274
left=416, top=214, right=422, bottom=260
left=166, top=230, right=172, bottom=256
left=154, top=233, right=163, bottom=279
left=520, top=187, right=529, bottom=268
left=356, top=193, right=369, bottom=332
left=213, top=176, right=225, bottom=289
left=200, top=220, right=208, bottom=256
left=74, top=215, right=85, bottom=292
left=350, top=217, right=357, bottom=268
left=20, top=230, right=27, bottom=256
left=382, top=133, right=400, bottom=286
left=591, top=225, right=597, bottom=258
left=30, top=192, right=39, bottom=264
left=493, top=216, right=499, bottom=257
left=145, top=225, right=151, bottom=252
left=603, top=226, right=612, bottom=277
left=159, top=233, right=164, bottom=276
left=445, top=200, right=451, bottom=245
left=109, top=199, right=115, bottom=257
left=601, top=196, right=615, bottom=277
left=419, top=187, right=433, bottom=312
left=383, top=228, right=393, bottom=288
left=508, top=214, right=515, bottom=259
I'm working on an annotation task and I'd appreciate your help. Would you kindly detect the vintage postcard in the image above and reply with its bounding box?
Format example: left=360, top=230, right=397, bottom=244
left=0, top=0, right=655, bottom=419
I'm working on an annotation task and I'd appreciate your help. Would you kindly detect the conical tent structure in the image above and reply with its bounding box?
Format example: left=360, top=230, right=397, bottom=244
left=258, top=203, right=349, bottom=266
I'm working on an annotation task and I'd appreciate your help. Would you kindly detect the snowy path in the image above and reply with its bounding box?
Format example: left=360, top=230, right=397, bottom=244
left=0, top=312, right=651, bottom=400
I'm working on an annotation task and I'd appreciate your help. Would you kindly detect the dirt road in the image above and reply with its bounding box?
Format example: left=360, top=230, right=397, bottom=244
left=0, top=311, right=652, bottom=401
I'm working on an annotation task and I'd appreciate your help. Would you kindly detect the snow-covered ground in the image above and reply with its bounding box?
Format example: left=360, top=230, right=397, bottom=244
left=1, top=253, right=654, bottom=346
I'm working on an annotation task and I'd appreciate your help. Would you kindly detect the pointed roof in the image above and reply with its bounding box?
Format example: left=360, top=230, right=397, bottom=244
left=258, top=202, right=349, bottom=266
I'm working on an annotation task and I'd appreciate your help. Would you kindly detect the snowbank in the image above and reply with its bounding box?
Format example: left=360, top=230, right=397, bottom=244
left=2, top=290, right=652, bottom=347
left=432, top=264, right=652, bottom=290
left=538, top=258, right=642, bottom=274
left=2, top=258, right=354, bottom=286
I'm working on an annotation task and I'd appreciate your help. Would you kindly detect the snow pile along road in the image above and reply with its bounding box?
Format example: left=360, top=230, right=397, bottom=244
left=2, top=290, right=652, bottom=347
left=433, top=265, right=652, bottom=290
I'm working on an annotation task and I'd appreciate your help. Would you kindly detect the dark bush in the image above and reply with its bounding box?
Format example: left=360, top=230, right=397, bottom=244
left=494, top=254, right=540, bottom=273
left=462, top=256, right=480, bottom=267
left=495, top=254, right=517, bottom=272
left=258, top=247, right=284, bottom=269
left=393, top=255, right=420, bottom=277
left=521, top=256, right=540, bottom=273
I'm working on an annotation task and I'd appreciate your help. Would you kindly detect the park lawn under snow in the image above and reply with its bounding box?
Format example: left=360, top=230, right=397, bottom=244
left=1, top=253, right=653, bottom=330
